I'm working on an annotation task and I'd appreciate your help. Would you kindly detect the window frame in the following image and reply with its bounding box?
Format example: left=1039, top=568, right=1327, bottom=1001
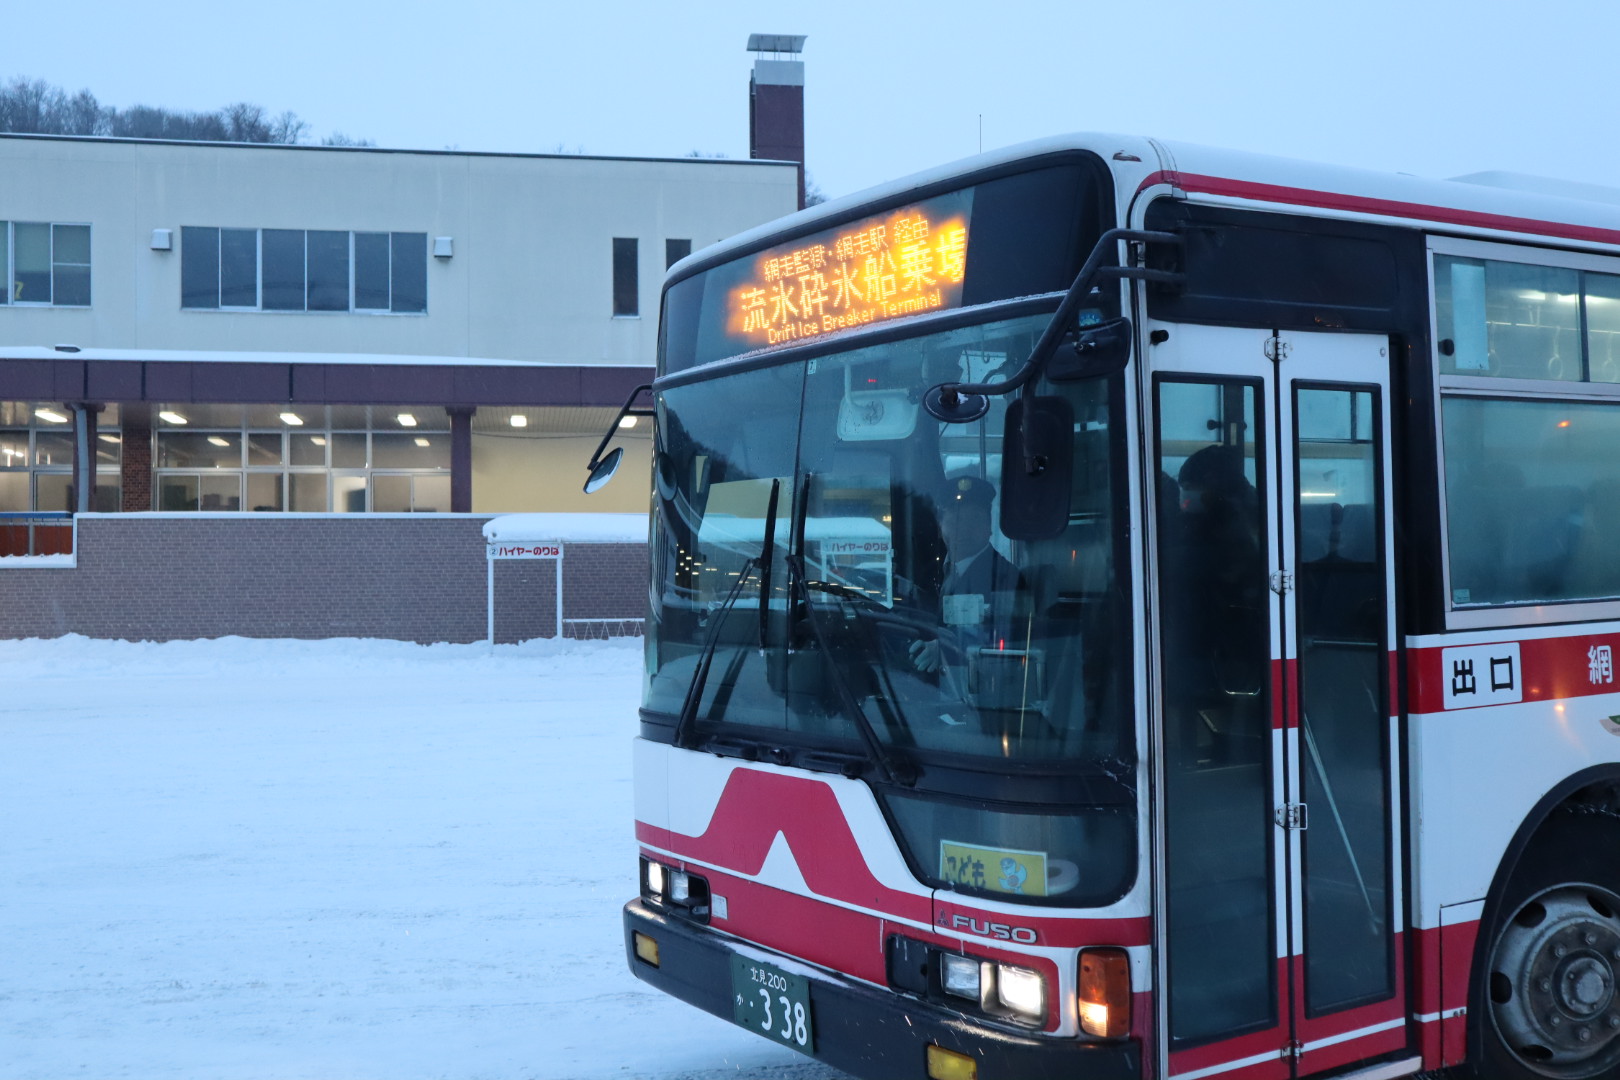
left=1429, top=235, right=1620, bottom=629
left=612, top=236, right=639, bottom=317
left=4, top=221, right=93, bottom=308
left=180, top=228, right=428, bottom=316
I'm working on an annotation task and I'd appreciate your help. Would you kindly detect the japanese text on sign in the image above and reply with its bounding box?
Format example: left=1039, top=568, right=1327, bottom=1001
left=939, top=840, right=1048, bottom=898
left=1441, top=642, right=1523, bottom=709
left=488, top=543, right=562, bottom=559
left=730, top=204, right=970, bottom=347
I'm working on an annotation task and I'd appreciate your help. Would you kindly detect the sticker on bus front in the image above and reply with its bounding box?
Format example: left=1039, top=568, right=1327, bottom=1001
left=940, top=841, right=1049, bottom=897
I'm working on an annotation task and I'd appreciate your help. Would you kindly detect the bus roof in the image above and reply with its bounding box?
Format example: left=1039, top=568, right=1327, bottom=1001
left=669, top=133, right=1620, bottom=284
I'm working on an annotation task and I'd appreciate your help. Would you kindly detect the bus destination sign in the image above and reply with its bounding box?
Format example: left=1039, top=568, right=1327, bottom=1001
left=729, top=193, right=971, bottom=348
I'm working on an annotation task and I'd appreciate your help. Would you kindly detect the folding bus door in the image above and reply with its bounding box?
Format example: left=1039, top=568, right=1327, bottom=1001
left=1149, top=324, right=1411, bottom=1080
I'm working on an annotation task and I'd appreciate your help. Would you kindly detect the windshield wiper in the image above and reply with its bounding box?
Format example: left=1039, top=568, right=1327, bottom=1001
left=672, top=558, right=760, bottom=750
left=757, top=479, right=781, bottom=651
left=786, top=472, right=915, bottom=786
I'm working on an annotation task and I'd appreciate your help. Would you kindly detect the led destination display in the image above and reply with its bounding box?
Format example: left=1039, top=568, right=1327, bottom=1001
left=727, top=195, right=971, bottom=347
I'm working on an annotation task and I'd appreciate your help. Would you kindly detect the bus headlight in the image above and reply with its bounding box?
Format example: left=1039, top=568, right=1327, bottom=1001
left=645, top=860, right=665, bottom=898
left=940, top=953, right=983, bottom=1000
left=994, top=964, right=1045, bottom=1020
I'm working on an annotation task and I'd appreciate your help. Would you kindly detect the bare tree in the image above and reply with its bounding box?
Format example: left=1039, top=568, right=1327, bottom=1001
left=321, top=132, right=376, bottom=148
left=0, top=75, right=335, bottom=145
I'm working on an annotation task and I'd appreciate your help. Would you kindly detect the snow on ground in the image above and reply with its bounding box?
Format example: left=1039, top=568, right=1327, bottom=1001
left=0, top=635, right=848, bottom=1080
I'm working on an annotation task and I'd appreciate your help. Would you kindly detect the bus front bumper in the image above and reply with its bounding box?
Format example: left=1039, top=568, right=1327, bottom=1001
left=623, top=900, right=1140, bottom=1080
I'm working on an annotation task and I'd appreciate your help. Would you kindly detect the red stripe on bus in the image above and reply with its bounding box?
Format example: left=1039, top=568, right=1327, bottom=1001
left=635, top=768, right=933, bottom=923
left=1408, top=631, right=1620, bottom=714
left=1290, top=944, right=1407, bottom=1075
left=1137, top=171, right=1620, bottom=248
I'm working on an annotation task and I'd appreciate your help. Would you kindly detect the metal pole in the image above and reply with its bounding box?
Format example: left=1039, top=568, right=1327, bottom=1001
left=486, top=551, right=495, bottom=648
left=554, top=550, right=564, bottom=639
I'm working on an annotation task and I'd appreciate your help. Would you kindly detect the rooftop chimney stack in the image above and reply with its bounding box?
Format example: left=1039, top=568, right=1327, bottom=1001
left=748, top=33, right=807, bottom=209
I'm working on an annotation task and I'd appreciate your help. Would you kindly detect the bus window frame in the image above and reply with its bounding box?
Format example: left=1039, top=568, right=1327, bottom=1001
left=1428, top=234, right=1620, bottom=630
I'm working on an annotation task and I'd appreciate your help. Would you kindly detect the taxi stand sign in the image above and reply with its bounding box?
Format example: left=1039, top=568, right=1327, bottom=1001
left=486, top=540, right=564, bottom=644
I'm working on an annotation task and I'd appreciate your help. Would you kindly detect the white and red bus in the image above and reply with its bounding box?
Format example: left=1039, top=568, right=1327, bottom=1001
left=604, top=134, right=1620, bottom=1080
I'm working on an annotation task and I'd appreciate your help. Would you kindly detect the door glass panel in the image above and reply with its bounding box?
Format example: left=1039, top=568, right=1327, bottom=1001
left=1156, top=378, right=1274, bottom=1044
left=1295, top=386, right=1394, bottom=1014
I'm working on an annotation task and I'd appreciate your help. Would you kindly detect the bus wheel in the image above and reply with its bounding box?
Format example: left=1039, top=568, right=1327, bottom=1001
left=1479, top=814, right=1620, bottom=1079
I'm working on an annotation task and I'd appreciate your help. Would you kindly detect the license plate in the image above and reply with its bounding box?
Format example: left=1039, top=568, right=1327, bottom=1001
left=729, top=954, right=815, bottom=1052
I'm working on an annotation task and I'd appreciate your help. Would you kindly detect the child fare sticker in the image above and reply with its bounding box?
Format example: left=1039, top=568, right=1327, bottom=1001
left=940, top=841, right=1048, bottom=897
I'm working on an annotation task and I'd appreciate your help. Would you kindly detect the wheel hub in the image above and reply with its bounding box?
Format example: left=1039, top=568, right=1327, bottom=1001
left=1491, top=885, right=1620, bottom=1077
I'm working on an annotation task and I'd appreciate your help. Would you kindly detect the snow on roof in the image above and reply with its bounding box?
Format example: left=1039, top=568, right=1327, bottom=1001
left=482, top=513, right=648, bottom=544
left=0, top=345, right=652, bottom=369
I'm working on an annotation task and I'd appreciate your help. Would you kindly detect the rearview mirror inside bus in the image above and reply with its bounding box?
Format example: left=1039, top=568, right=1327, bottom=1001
left=1049, top=316, right=1132, bottom=381
left=999, top=395, right=1073, bottom=540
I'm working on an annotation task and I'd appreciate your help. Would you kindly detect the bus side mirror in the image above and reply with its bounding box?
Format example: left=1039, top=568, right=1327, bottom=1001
left=1049, top=316, right=1132, bottom=381
left=999, top=395, right=1073, bottom=540
left=584, top=447, right=624, bottom=494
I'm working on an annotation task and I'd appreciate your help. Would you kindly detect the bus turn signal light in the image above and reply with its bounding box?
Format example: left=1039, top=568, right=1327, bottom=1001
left=1078, top=948, right=1130, bottom=1039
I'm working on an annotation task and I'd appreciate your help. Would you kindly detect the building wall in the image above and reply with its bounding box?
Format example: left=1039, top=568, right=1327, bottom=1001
left=0, top=136, right=797, bottom=366
left=0, top=514, right=647, bottom=643
left=470, top=431, right=652, bottom=514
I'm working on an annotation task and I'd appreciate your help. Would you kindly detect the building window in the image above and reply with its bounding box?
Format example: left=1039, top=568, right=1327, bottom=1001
left=0, top=401, right=121, bottom=521
left=2, top=222, right=91, bottom=306
left=613, top=237, right=639, bottom=316
left=151, top=404, right=450, bottom=512
left=181, top=228, right=426, bottom=314
left=666, top=238, right=692, bottom=270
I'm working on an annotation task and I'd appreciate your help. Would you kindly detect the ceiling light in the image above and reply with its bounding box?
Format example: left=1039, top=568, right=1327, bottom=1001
left=414, top=437, right=430, bottom=447
left=619, top=416, right=637, bottom=429
left=159, top=411, right=188, bottom=425
left=279, top=412, right=304, bottom=426
left=207, top=436, right=230, bottom=447
left=34, top=408, right=69, bottom=423
left=98, top=433, right=120, bottom=443
left=509, top=415, right=528, bottom=428
left=311, top=436, right=328, bottom=446
left=396, top=413, right=417, bottom=427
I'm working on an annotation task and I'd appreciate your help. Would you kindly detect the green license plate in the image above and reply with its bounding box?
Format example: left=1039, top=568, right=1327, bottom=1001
left=729, top=954, right=815, bottom=1052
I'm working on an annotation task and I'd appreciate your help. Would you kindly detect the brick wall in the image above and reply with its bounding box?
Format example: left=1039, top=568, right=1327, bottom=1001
left=0, top=515, right=648, bottom=644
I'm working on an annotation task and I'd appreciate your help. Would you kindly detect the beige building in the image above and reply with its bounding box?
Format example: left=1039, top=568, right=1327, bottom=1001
left=0, top=134, right=798, bottom=535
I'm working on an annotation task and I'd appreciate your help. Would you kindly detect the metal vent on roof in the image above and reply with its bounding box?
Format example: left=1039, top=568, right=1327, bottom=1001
left=747, top=33, right=807, bottom=54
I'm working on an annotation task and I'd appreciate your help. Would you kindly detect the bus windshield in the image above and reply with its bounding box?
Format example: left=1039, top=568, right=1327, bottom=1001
left=644, top=310, right=1133, bottom=773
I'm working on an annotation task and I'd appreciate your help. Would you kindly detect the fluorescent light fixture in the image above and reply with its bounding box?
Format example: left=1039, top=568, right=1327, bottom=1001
left=159, top=411, right=188, bottom=425
left=619, top=416, right=637, bottom=429
left=207, top=436, right=230, bottom=447
left=34, top=408, right=69, bottom=423
left=414, top=437, right=430, bottom=448
left=311, top=436, right=328, bottom=446
left=396, top=413, right=417, bottom=427
left=279, top=412, right=304, bottom=426
left=509, top=415, right=528, bottom=428
left=98, top=433, right=121, bottom=443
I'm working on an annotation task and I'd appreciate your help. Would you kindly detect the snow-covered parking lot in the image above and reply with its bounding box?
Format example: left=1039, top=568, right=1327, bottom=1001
left=1, top=635, right=848, bottom=1080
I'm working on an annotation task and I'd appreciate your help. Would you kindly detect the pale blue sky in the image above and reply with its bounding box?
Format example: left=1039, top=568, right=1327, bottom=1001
left=5, top=0, right=1617, bottom=201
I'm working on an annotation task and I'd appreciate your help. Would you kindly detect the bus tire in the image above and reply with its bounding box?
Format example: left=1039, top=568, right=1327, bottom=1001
left=1469, top=811, right=1620, bottom=1079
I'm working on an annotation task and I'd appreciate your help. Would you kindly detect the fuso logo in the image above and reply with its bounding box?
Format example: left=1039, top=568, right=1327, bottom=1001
left=947, top=913, right=1038, bottom=944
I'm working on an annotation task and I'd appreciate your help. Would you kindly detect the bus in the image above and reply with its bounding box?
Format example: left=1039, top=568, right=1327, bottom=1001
left=600, top=133, right=1620, bottom=1080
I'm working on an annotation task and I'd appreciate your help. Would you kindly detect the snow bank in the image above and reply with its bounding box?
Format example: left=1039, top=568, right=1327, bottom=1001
left=483, top=513, right=649, bottom=544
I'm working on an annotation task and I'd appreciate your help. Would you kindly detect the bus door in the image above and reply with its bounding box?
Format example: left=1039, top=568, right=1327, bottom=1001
left=1150, top=325, right=1407, bottom=1079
